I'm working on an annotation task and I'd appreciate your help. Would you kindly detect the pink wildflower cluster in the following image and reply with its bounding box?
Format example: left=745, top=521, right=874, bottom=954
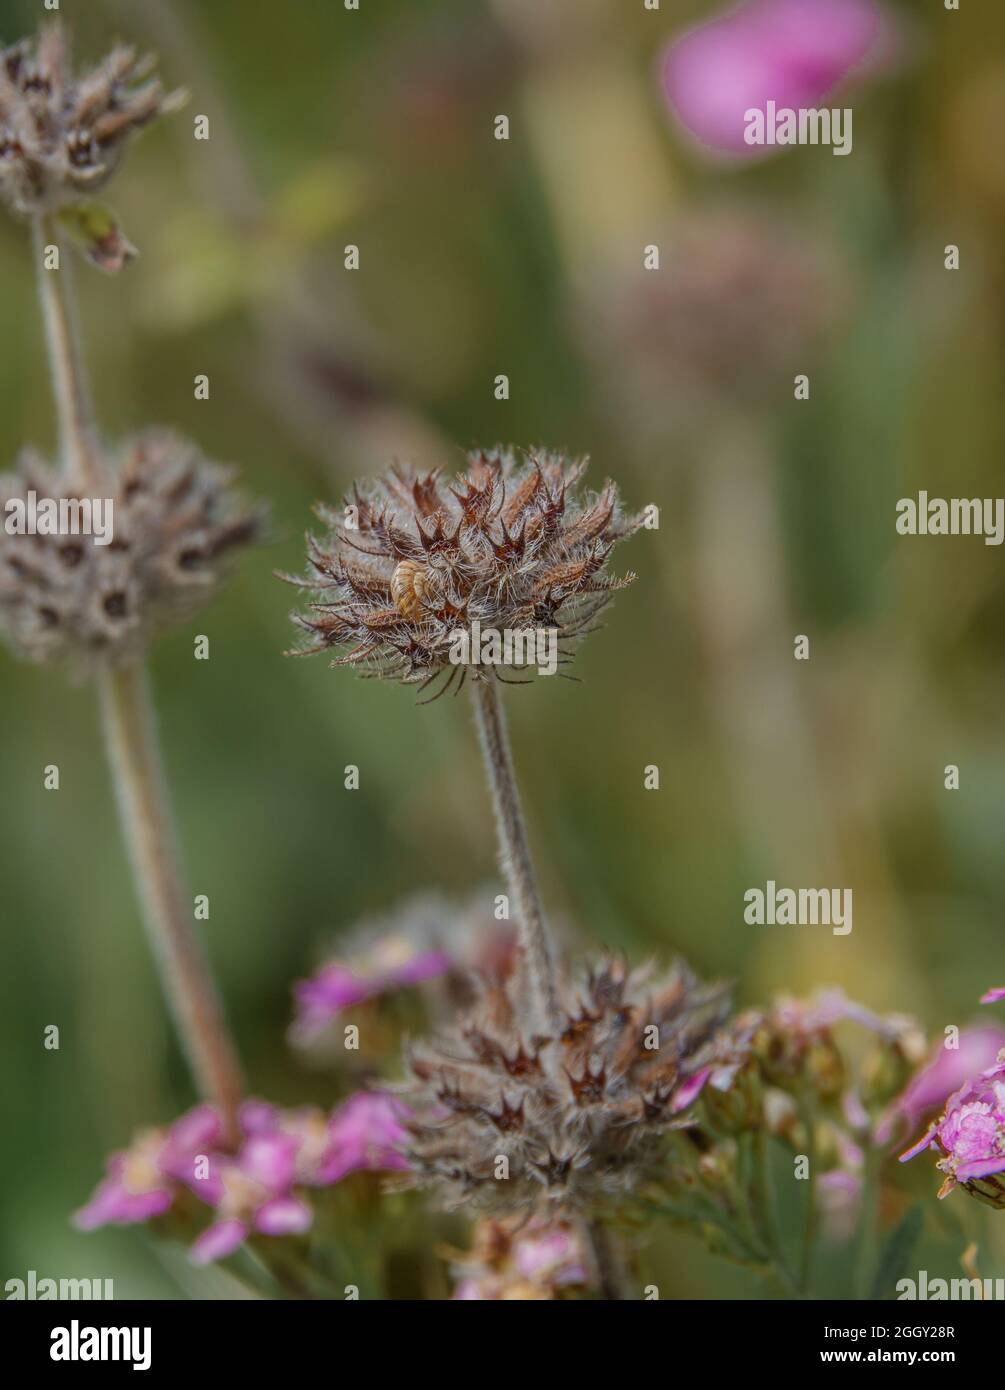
left=899, top=988, right=1005, bottom=1209
left=75, top=1093, right=409, bottom=1263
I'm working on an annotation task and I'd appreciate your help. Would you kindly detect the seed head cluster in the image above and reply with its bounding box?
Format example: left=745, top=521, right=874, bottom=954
left=400, top=956, right=737, bottom=1216
left=0, top=431, right=260, bottom=671
left=0, top=23, right=184, bottom=217
left=285, top=448, right=641, bottom=693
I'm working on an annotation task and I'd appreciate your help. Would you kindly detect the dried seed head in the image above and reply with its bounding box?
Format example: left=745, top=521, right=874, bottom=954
left=398, top=955, right=740, bottom=1217
left=0, top=430, right=261, bottom=673
left=0, top=23, right=185, bottom=217
left=284, top=447, right=642, bottom=693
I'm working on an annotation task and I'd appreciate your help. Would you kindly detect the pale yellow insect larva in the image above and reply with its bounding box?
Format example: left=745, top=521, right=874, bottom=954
left=391, top=559, right=435, bottom=621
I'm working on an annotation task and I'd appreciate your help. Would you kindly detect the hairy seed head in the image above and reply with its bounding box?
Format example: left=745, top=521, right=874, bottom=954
left=283, top=447, right=642, bottom=693
left=0, top=22, right=185, bottom=217
left=0, top=430, right=261, bottom=672
left=397, top=955, right=741, bottom=1217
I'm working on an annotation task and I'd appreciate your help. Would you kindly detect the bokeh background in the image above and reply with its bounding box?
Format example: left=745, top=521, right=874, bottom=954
left=2, top=0, right=1005, bottom=1298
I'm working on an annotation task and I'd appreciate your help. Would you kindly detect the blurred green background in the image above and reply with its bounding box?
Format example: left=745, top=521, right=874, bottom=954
left=2, top=0, right=1005, bottom=1297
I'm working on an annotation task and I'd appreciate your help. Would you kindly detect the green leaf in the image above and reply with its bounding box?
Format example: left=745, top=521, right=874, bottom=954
left=870, top=1204, right=924, bottom=1300
left=57, top=202, right=138, bottom=275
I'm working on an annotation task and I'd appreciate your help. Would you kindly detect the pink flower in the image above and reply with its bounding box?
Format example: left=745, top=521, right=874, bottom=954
left=75, top=1092, right=412, bottom=1264
left=662, top=0, right=895, bottom=158
left=982, top=987, right=1005, bottom=1005
left=900, top=1054, right=1005, bottom=1207
left=318, top=1092, right=410, bottom=1184
left=190, top=1131, right=314, bottom=1265
left=192, top=1096, right=409, bottom=1263
left=293, top=945, right=451, bottom=1038
left=878, top=1023, right=1005, bottom=1143
left=513, top=1227, right=587, bottom=1288
left=73, top=1104, right=223, bottom=1231
left=450, top=1218, right=590, bottom=1299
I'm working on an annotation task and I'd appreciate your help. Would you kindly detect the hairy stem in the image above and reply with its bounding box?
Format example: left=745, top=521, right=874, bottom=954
left=32, top=215, right=101, bottom=488
left=469, top=677, right=561, bottom=1034
left=99, top=664, right=243, bottom=1131
left=31, top=206, right=244, bottom=1130
left=586, top=1221, right=632, bottom=1301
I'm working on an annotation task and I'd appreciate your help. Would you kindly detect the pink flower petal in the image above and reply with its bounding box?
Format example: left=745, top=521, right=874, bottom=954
left=254, top=1195, right=313, bottom=1237
left=898, top=1124, right=937, bottom=1163
left=672, top=1068, right=711, bottom=1113
left=189, top=1219, right=248, bottom=1265
left=241, top=1134, right=299, bottom=1191
left=662, top=0, right=892, bottom=158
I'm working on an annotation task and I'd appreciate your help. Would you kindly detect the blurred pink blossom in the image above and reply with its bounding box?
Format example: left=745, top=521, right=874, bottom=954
left=662, top=0, right=896, bottom=158
left=75, top=1092, right=410, bottom=1264
left=877, top=1022, right=1005, bottom=1145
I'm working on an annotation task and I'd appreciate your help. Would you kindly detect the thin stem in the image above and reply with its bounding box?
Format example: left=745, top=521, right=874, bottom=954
left=99, top=662, right=243, bottom=1133
left=752, top=1129, right=799, bottom=1294
left=31, top=203, right=244, bottom=1131
left=469, top=677, right=561, bottom=1035
left=854, top=1141, right=881, bottom=1299
left=32, top=215, right=101, bottom=488
left=586, top=1221, right=632, bottom=1301
left=798, top=1088, right=818, bottom=1295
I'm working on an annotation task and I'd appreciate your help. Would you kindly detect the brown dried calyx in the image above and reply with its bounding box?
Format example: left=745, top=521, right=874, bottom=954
left=285, top=447, right=642, bottom=694
left=0, top=22, right=185, bottom=217
left=0, top=430, right=261, bottom=672
left=399, top=955, right=739, bottom=1216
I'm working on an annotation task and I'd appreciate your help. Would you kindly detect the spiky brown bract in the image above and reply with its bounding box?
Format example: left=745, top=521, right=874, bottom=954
left=285, top=447, right=641, bottom=690
left=0, top=22, right=184, bottom=217
left=400, top=956, right=737, bottom=1217
left=0, top=430, right=260, bottom=672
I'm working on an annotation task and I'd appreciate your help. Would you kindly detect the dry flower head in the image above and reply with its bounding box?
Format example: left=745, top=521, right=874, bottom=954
left=284, top=447, right=641, bottom=696
left=0, top=430, right=260, bottom=672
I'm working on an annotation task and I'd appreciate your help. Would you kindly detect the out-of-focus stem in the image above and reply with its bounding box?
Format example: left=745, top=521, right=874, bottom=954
left=99, top=664, right=243, bottom=1132
left=32, top=215, right=101, bottom=488
left=31, top=205, right=243, bottom=1133
left=798, top=1088, right=819, bottom=1294
left=469, top=677, right=561, bottom=1035
left=586, top=1220, right=631, bottom=1301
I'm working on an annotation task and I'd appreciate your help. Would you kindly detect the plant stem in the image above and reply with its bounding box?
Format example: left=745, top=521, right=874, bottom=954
left=32, top=215, right=101, bottom=488
left=29, top=213, right=244, bottom=1131
left=753, top=1129, right=799, bottom=1294
left=798, top=1088, right=819, bottom=1295
left=99, top=663, right=243, bottom=1132
left=854, top=1141, right=881, bottom=1299
left=469, top=677, right=561, bottom=1035
left=586, top=1220, right=632, bottom=1301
